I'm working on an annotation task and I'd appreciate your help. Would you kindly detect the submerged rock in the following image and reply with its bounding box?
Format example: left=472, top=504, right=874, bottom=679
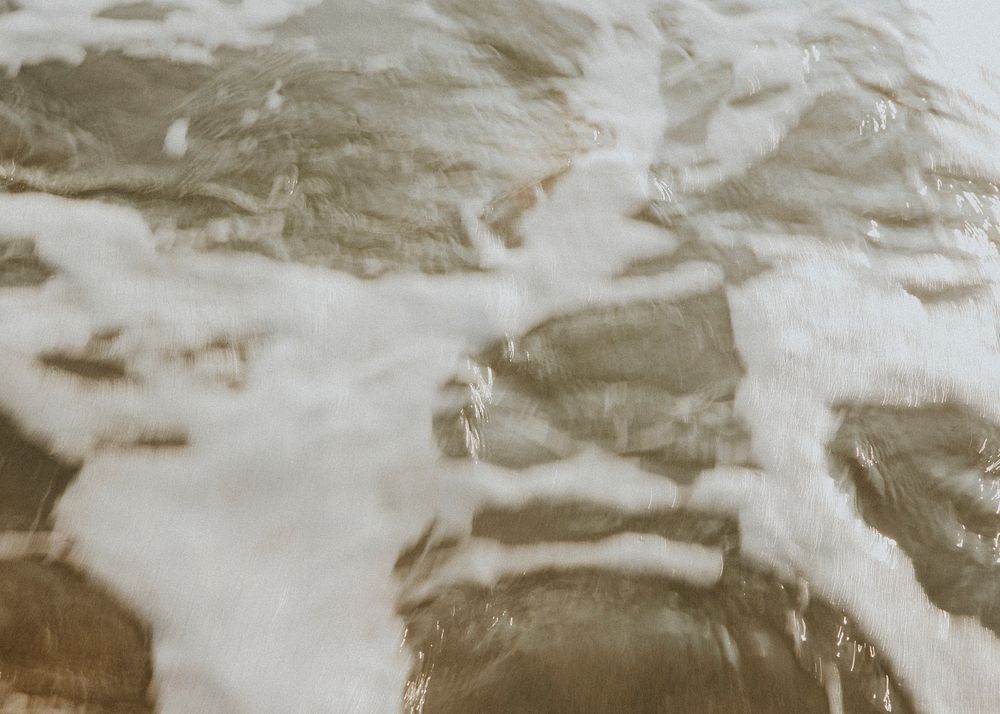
left=0, top=559, right=154, bottom=712
left=400, top=561, right=911, bottom=713
left=0, top=411, right=154, bottom=711
left=0, top=237, right=55, bottom=288
left=470, top=500, right=738, bottom=551
left=830, top=404, right=1000, bottom=635
left=437, top=290, right=748, bottom=477
left=0, top=411, right=80, bottom=532
left=0, top=37, right=588, bottom=277
left=493, top=290, right=742, bottom=395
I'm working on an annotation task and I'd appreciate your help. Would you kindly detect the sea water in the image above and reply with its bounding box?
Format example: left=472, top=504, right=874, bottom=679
left=2, top=1, right=1000, bottom=712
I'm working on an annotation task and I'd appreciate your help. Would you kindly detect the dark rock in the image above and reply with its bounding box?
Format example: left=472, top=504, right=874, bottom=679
left=0, top=559, right=153, bottom=711
left=0, top=411, right=80, bottom=532
left=400, top=563, right=911, bottom=713
left=489, top=290, right=742, bottom=395
left=471, top=501, right=738, bottom=551
left=830, top=403, right=1000, bottom=634
left=0, top=238, right=55, bottom=288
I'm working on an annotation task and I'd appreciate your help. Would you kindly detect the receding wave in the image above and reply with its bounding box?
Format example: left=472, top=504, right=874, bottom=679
left=1, top=1, right=1000, bottom=713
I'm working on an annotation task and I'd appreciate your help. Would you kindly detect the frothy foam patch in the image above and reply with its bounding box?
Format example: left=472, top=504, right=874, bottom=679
left=0, top=3, right=688, bottom=710
left=910, top=0, right=1000, bottom=117
left=5, top=0, right=1000, bottom=711
left=0, top=0, right=322, bottom=74
left=706, top=247, right=1000, bottom=712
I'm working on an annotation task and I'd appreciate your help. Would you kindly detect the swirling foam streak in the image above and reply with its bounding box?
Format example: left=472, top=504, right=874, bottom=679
left=0, top=3, right=712, bottom=711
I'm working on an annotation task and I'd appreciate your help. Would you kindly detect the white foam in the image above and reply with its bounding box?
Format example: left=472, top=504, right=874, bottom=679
left=707, top=251, right=1000, bottom=713
left=465, top=450, right=683, bottom=514
left=0, top=0, right=322, bottom=75
left=909, top=0, right=1000, bottom=114
left=0, top=2, right=686, bottom=710
left=162, top=118, right=189, bottom=159
left=4, top=0, right=1000, bottom=711
left=407, top=534, right=724, bottom=603
left=654, top=1, right=1000, bottom=711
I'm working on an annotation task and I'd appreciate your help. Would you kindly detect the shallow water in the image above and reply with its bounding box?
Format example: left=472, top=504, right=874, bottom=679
left=2, top=1, right=1000, bottom=712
